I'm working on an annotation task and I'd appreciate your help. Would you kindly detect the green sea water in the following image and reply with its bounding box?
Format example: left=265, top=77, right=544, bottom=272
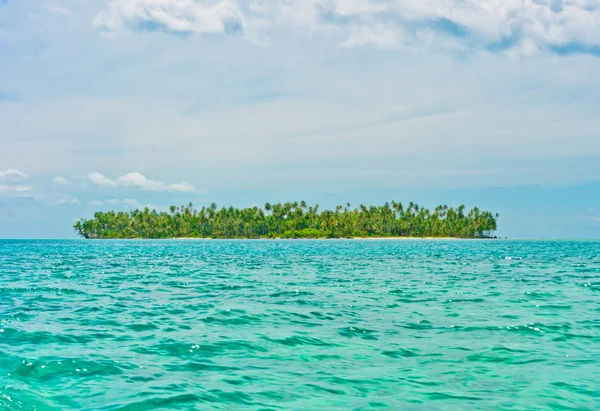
left=1, top=239, right=598, bottom=410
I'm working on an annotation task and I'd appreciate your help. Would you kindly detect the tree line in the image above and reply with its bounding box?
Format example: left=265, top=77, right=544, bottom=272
left=74, top=201, right=499, bottom=239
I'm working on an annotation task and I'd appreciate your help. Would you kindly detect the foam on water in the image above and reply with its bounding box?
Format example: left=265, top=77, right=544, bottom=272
left=1, top=239, right=599, bottom=410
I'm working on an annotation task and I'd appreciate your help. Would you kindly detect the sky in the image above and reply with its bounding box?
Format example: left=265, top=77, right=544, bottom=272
left=1, top=0, right=600, bottom=239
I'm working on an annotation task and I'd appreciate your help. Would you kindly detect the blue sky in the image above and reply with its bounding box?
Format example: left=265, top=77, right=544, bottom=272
left=1, top=0, right=600, bottom=238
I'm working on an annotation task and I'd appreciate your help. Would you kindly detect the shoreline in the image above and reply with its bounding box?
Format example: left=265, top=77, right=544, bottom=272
left=85, top=236, right=500, bottom=241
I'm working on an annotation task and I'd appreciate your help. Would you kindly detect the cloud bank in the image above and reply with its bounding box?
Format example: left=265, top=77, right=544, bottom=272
left=88, top=172, right=196, bottom=192
left=93, top=0, right=600, bottom=54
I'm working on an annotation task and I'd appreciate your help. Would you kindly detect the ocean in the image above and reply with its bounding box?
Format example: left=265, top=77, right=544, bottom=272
left=0, top=239, right=598, bottom=410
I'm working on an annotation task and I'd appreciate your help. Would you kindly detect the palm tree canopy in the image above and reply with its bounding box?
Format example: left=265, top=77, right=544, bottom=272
left=74, top=201, right=499, bottom=240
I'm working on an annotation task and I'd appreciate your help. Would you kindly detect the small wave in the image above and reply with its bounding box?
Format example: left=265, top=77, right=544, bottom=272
left=164, top=360, right=239, bottom=373
left=126, top=323, right=159, bottom=332
left=491, top=346, right=529, bottom=354
left=269, top=290, right=313, bottom=298
left=444, top=298, right=485, bottom=304
left=552, top=332, right=599, bottom=342
left=113, top=393, right=202, bottom=410
left=550, top=382, right=600, bottom=397
left=309, top=311, right=339, bottom=321
left=396, top=297, right=439, bottom=303
left=466, top=352, right=546, bottom=365
left=9, top=357, right=125, bottom=383
left=536, top=304, right=573, bottom=310
left=382, top=348, right=420, bottom=358
left=405, top=378, right=444, bottom=387
left=202, top=310, right=263, bottom=326
left=263, top=335, right=336, bottom=347
left=426, top=392, right=483, bottom=401
left=0, top=328, right=95, bottom=345
left=338, top=326, right=378, bottom=340
left=134, top=340, right=269, bottom=358
left=401, top=320, right=434, bottom=330
left=304, top=383, right=346, bottom=395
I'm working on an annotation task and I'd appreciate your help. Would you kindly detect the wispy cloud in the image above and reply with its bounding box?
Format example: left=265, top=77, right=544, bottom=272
left=0, top=169, right=31, bottom=195
left=0, top=185, right=32, bottom=193
left=0, top=169, right=29, bottom=181
left=93, top=0, right=600, bottom=55
left=43, top=4, right=72, bottom=16
left=342, top=24, right=398, bottom=48
left=575, top=210, right=600, bottom=223
left=122, top=198, right=144, bottom=208
left=98, top=198, right=164, bottom=211
left=88, top=172, right=196, bottom=192
left=94, top=0, right=244, bottom=36
left=49, top=196, right=79, bottom=205
left=52, top=176, right=70, bottom=185
left=0, top=170, right=32, bottom=196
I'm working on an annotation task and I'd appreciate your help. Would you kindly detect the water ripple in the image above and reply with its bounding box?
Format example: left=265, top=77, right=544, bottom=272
left=1, top=239, right=599, bottom=410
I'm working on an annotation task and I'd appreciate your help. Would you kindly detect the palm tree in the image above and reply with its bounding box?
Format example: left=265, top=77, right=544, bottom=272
left=75, top=201, right=499, bottom=239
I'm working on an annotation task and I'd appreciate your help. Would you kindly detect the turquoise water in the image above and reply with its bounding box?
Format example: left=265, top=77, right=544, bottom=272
left=1, top=240, right=599, bottom=410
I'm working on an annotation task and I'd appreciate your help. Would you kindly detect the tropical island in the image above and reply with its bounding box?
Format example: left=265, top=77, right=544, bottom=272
left=74, top=201, right=499, bottom=239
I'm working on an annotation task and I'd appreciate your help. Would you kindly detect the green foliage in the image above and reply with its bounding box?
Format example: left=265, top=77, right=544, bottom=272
left=73, top=201, right=499, bottom=239
left=282, top=228, right=327, bottom=239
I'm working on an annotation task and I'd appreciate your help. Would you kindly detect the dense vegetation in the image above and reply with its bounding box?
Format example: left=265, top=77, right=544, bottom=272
left=74, top=201, right=499, bottom=239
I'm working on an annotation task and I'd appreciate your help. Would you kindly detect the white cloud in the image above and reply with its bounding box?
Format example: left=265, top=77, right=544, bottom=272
left=97, top=198, right=164, bottom=211
left=44, top=5, right=73, bottom=16
left=88, top=172, right=196, bottom=192
left=89, top=172, right=118, bottom=187
left=342, top=24, right=398, bottom=48
left=170, top=182, right=196, bottom=192
left=93, top=0, right=244, bottom=35
left=53, top=196, right=79, bottom=205
left=93, top=0, right=600, bottom=54
left=575, top=211, right=600, bottom=223
left=0, top=185, right=33, bottom=193
left=122, top=198, right=156, bottom=209
left=0, top=169, right=29, bottom=181
left=3, top=4, right=600, bottom=192
left=88, top=200, right=104, bottom=206
left=52, top=176, right=70, bottom=185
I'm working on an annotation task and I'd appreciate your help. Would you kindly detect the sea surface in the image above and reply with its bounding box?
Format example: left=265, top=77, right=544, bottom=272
left=0, top=239, right=599, bottom=410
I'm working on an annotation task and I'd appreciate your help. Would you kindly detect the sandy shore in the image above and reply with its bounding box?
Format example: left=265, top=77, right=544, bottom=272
left=126, top=237, right=482, bottom=240
left=350, top=237, right=466, bottom=240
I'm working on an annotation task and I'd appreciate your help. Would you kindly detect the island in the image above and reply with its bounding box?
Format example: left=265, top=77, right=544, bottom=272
left=74, top=201, right=499, bottom=239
